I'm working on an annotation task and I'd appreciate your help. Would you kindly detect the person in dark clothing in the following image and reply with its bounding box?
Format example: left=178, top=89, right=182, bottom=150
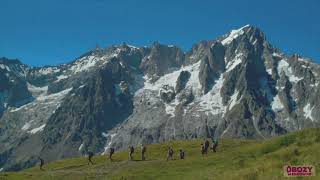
left=87, top=151, right=94, bottom=165
left=211, top=140, right=218, bottom=152
left=179, top=149, right=185, bottom=159
left=204, top=139, right=210, bottom=154
left=167, top=147, right=174, bottom=161
left=201, top=144, right=205, bottom=155
left=141, top=145, right=146, bottom=161
left=109, top=148, right=115, bottom=161
left=38, top=157, right=44, bottom=170
left=129, top=146, right=134, bottom=160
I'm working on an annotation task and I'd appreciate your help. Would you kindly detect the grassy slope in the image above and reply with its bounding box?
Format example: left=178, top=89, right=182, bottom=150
left=1, top=128, right=320, bottom=180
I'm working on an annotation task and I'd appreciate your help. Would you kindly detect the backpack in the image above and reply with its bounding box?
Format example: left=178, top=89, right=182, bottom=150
left=88, top=151, right=94, bottom=157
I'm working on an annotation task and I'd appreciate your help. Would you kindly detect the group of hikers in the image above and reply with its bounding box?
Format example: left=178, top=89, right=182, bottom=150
left=201, top=139, right=218, bottom=155
left=166, top=147, right=185, bottom=161
left=86, top=144, right=147, bottom=166
left=128, top=144, right=147, bottom=161
left=166, top=139, right=218, bottom=161
left=38, top=139, right=218, bottom=170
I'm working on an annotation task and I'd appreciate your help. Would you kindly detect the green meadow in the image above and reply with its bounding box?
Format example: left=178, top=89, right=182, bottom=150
left=1, top=128, right=319, bottom=180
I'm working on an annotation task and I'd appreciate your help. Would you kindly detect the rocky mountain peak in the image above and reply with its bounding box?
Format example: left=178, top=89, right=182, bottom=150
left=0, top=57, right=22, bottom=65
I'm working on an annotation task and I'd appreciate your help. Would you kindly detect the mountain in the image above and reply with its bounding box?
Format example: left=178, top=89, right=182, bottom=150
left=0, top=25, right=319, bottom=171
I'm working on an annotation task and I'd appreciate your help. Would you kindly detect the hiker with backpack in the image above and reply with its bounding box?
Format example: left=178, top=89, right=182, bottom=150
left=109, top=147, right=115, bottom=161
left=87, top=151, right=94, bottom=165
left=141, top=144, right=146, bottom=161
left=211, top=139, right=218, bottom=152
left=129, top=146, right=134, bottom=160
left=179, top=149, right=185, bottom=159
left=38, top=157, right=44, bottom=170
left=201, top=143, right=205, bottom=155
left=204, top=139, right=210, bottom=154
left=167, top=147, right=174, bottom=161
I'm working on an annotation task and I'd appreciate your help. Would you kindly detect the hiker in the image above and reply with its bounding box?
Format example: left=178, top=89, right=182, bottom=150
left=211, top=140, right=218, bottom=153
left=179, top=149, right=185, bottom=159
left=141, top=144, right=146, bottom=161
left=201, top=144, right=205, bottom=155
left=204, top=139, right=210, bottom=154
left=38, top=157, right=44, bottom=170
left=87, top=151, right=94, bottom=165
left=129, top=146, right=134, bottom=160
left=109, top=147, right=115, bottom=161
left=167, top=147, right=174, bottom=161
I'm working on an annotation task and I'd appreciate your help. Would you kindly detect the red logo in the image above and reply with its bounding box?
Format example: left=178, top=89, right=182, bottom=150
left=284, top=165, right=315, bottom=177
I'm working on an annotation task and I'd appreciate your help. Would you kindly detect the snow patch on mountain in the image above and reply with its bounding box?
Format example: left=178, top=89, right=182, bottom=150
left=252, top=39, right=258, bottom=45
left=79, top=85, right=85, bottom=89
left=266, top=68, right=272, bottom=76
left=140, top=61, right=204, bottom=117
left=142, top=70, right=179, bottom=91
left=277, top=59, right=289, bottom=74
left=70, top=56, right=98, bottom=74
left=109, top=48, right=122, bottom=58
left=9, top=104, right=29, bottom=113
left=138, top=60, right=230, bottom=117
left=228, top=90, right=240, bottom=110
left=198, top=74, right=226, bottom=116
left=10, top=88, right=73, bottom=135
left=10, top=88, right=71, bottom=114
left=277, top=59, right=303, bottom=83
left=67, top=48, right=128, bottom=74
left=303, top=103, right=314, bottom=121
left=78, top=143, right=84, bottom=151
left=185, top=61, right=202, bottom=95
left=127, top=44, right=138, bottom=49
left=298, top=57, right=312, bottom=64
left=21, top=122, right=32, bottom=131
left=55, top=75, right=69, bottom=82
left=272, top=52, right=283, bottom=58
left=165, top=100, right=179, bottom=117
left=103, top=132, right=111, bottom=138
left=271, top=95, right=284, bottom=112
left=0, top=64, right=10, bottom=71
left=37, top=88, right=72, bottom=101
left=142, top=60, right=201, bottom=93
left=28, top=124, right=46, bottom=134
left=27, top=83, right=48, bottom=97
left=226, top=53, right=243, bottom=72
left=221, top=25, right=250, bottom=45
left=38, top=67, right=60, bottom=75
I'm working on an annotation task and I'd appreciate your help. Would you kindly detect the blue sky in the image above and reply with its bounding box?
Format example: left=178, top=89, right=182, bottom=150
left=0, top=0, right=319, bottom=66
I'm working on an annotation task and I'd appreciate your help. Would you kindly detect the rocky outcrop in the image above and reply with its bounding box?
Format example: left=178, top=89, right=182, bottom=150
left=175, top=71, right=190, bottom=93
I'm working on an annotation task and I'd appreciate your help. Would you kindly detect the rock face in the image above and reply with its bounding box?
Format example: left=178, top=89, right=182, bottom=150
left=1, top=25, right=320, bottom=171
left=0, top=58, right=32, bottom=116
left=175, top=71, right=191, bottom=93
